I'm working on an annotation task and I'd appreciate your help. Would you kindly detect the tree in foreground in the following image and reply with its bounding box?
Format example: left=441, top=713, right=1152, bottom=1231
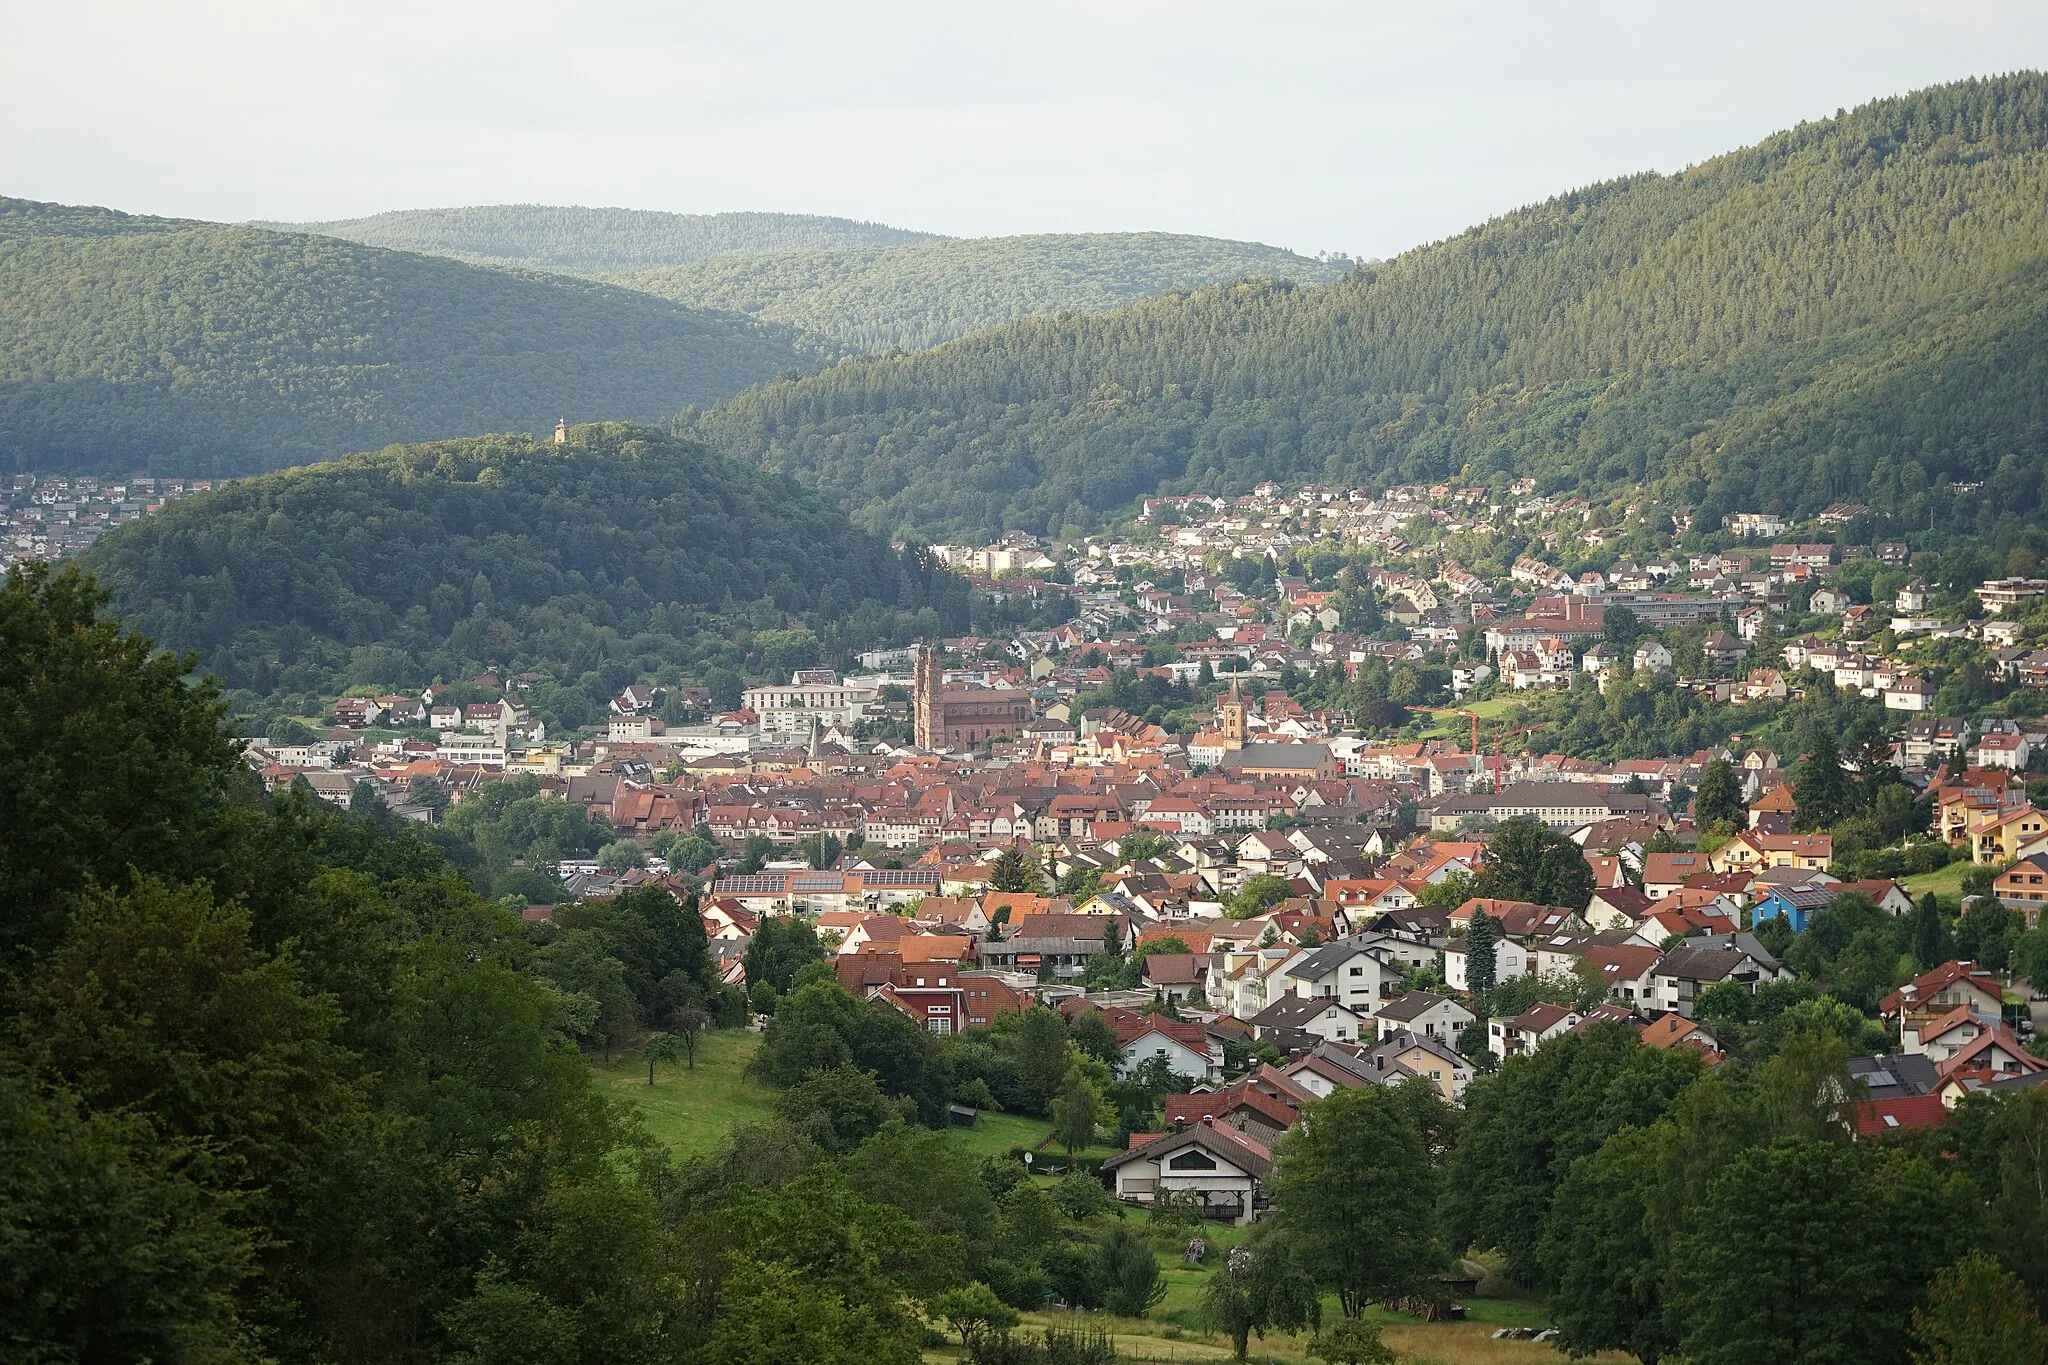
left=1052, top=1066, right=1104, bottom=1160
left=929, top=1282, right=1019, bottom=1349
left=1200, top=1240, right=1321, bottom=1362
left=1673, top=1137, right=1955, bottom=1365
left=643, top=1032, right=687, bottom=1085
left=1098, top=1224, right=1166, bottom=1318
left=1266, top=1083, right=1443, bottom=1316
left=1909, top=1251, right=2048, bottom=1365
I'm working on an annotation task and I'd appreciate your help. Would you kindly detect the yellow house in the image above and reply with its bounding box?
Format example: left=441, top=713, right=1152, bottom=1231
left=1974, top=807, right=2047, bottom=866
left=1709, top=831, right=1833, bottom=873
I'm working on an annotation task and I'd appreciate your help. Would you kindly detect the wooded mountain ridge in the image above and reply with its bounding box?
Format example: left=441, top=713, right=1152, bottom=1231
left=607, top=233, right=1349, bottom=352
left=258, top=204, right=942, bottom=272
left=687, top=74, right=2048, bottom=542
left=0, top=198, right=815, bottom=476
left=82, top=423, right=967, bottom=729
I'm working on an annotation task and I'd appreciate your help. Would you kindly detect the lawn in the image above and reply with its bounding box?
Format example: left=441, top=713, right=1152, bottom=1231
left=592, top=1029, right=777, bottom=1158
left=1417, top=697, right=1521, bottom=741
left=1903, top=858, right=1974, bottom=904
left=942, top=1109, right=1124, bottom=1165
left=597, top=1038, right=1125, bottom=1166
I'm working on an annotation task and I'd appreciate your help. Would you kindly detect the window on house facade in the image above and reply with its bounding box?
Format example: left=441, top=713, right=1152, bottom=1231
left=1167, top=1150, right=1218, bottom=1171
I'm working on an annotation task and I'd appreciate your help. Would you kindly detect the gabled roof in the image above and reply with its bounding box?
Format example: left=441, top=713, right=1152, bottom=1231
left=1376, top=990, right=1468, bottom=1024
left=1099, top=1117, right=1274, bottom=1177
left=1251, top=996, right=1363, bottom=1029
left=1284, top=936, right=1396, bottom=981
left=1508, top=1002, right=1579, bottom=1033
left=1589, top=886, right=1655, bottom=919
left=1369, top=1028, right=1471, bottom=1071
left=1880, top=960, right=2005, bottom=1016
left=1640, top=1013, right=1719, bottom=1052
left=1849, top=1094, right=1951, bottom=1138
left=1162, top=1083, right=1297, bottom=1132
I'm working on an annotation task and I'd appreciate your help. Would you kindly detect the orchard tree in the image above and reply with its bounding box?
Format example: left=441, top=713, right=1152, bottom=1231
left=929, top=1282, right=1018, bottom=1349
left=1201, top=1240, right=1322, bottom=1362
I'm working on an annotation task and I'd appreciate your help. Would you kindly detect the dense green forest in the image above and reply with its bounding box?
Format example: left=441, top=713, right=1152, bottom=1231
left=0, top=198, right=815, bottom=476
left=688, top=75, right=2048, bottom=541
left=267, top=204, right=939, bottom=271
left=607, top=234, right=1349, bottom=352
left=0, top=561, right=977, bottom=1362
left=81, top=424, right=969, bottom=730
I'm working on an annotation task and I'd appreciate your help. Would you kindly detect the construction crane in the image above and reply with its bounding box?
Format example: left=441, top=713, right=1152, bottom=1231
left=1492, top=722, right=1545, bottom=792
left=1456, top=709, right=1482, bottom=759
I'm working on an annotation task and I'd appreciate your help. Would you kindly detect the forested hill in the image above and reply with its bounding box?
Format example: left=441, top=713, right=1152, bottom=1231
left=264, top=205, right=939, bottom=271
left=83, top=423, right=967, bottom=728
left=606, top=233, right=1352, bottom=351
left=0, top=197, right=815, bottom=476
left=689, top=75, right=2048, bottom=542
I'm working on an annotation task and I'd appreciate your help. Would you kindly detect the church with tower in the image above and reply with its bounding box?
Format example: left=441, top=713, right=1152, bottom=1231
left=912, top=644, right=1030, bottom=751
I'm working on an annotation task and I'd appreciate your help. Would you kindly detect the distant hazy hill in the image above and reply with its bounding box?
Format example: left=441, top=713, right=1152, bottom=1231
left=607, top=233, right=1352, bottom=351
left=262, top=205, right=940, bottom=272
left=84, top=423, right=966, bottom=718
left=0, top=197, right=815, bottom=475
left=690, top=75, right=2048, bottom=541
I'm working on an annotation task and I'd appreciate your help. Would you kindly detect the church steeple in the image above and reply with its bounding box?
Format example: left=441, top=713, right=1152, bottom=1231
left=1219, top=676, right=1246, bottom=745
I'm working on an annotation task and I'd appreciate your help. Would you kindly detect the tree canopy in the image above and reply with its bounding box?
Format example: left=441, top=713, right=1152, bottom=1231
left=83, top=424, right=968, bottom=731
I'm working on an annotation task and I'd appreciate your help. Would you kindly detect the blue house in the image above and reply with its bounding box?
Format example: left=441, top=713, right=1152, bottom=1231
left=1750, top=883, right=1835, bottom=933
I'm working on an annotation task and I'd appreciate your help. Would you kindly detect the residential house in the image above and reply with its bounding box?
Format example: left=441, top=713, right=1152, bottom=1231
left=1750, top=882, right=1839, bottom=934
left=1280, top=936, right=1407, bottom=1015
left=1709, top=830, right=1833, bottom=873
left=1647, top=939, right=1788, bottom=1017
left=1489, top=1002, right=1583, bottom=1059
left=1994, top=854, right=2048, bottom=930
left=1100, top=1119, right=1271, bottom=1224
left=1372, top=991, right=1475, bottom=1043
left=1365, top=1029, right=1475, bottom=1102
left=1249, top=995, right=1369, bottom=1045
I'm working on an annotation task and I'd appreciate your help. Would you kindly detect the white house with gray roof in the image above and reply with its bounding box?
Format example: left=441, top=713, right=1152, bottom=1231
left=1281, top=936, right=1406, bottom=1015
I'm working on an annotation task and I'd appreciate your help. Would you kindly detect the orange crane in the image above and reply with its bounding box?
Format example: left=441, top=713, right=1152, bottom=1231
left=1455, top=709, right=1482, bottom=758
left=1492, top=721, right=1545, bottom=792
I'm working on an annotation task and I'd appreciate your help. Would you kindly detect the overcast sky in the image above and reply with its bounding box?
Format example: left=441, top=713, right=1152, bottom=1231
left=6, top=0, right=2045, bottom=259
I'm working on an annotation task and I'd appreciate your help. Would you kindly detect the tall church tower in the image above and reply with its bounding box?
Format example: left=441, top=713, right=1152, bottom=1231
left=1218, top=677, right=1246, bottom=746
left=912, top=643, right=940, bottom=750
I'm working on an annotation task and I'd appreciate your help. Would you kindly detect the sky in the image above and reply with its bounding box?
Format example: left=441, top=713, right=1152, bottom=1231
left=6, top=0, right=2047, bottom=260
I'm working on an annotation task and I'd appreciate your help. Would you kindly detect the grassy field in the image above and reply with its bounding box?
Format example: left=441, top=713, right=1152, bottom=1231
left=599, top=1032, right=1122, bottom=1165
left=1416, top=697, right=1521, bottom=742
left=591, top=1029, right=777, bottom=1158
left=1903, top=858, right=1974, bottom=903
left=919, top=1282, right=1607, bottom=1365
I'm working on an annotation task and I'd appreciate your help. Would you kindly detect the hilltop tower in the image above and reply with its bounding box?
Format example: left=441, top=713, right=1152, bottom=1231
left=553, top=417, right=568, bottom=445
